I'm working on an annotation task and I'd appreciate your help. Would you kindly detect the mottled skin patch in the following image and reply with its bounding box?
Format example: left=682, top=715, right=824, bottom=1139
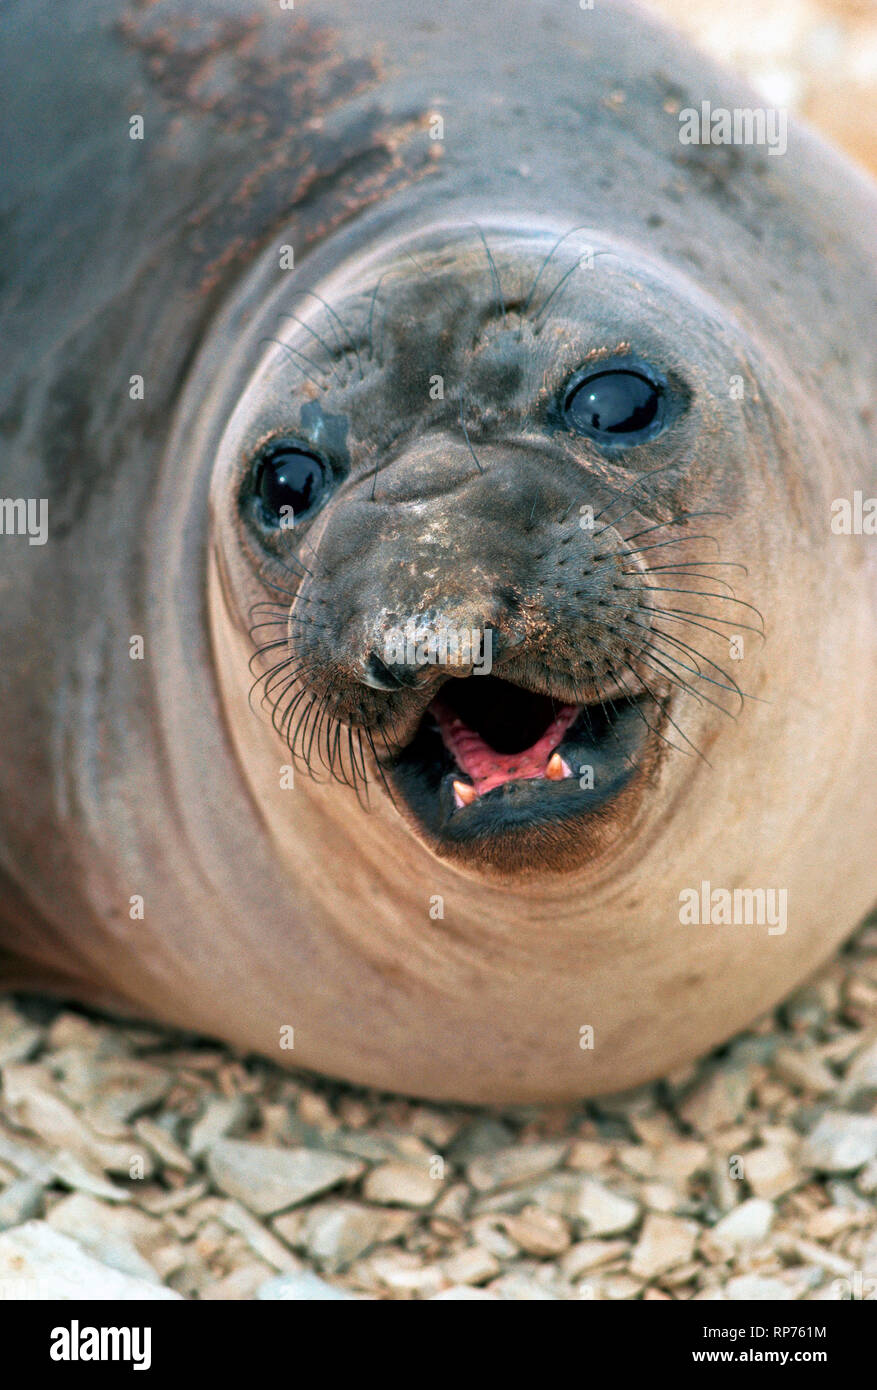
left=118, top=1, right=437, bottom=293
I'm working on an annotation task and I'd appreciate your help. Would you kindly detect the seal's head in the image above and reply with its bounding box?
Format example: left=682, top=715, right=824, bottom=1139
left=209, top=222, right=784, bottom=880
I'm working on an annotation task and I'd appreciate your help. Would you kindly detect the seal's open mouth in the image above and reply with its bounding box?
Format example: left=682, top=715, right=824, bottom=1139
left=388, top=673, right=656, bottom=851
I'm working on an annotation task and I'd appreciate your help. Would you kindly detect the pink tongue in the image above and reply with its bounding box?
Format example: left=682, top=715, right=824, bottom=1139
left=431, top=701, right=580, bottom=796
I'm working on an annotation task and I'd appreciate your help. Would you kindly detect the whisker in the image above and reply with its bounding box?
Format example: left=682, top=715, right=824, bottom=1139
left=622, top=567, right=738, bottom=596
left=632, top=584, right=766, bottom=625
left=259, top=335, right=328, bottom=393
left=290, top=289, right=364, bottom=381
left=276, top=312, right=346, bottom=385
left=591, top=463, right=682, bottom=524
left=613, top=664, right=693, bottom=759
left=470, top=222, right=506, bottom=327
left=644, top=603, right=766, bottom=641
left=367, top=271, right=391, bottom=366
left=618, top=534, right=721, bottom=558
left=520, top=223, right=593, bottom=323
left=459, top=392, right=484, bottom=473
left=613, top=510, right=732, bottom=544
left=628, top=635, right=743, bottom=714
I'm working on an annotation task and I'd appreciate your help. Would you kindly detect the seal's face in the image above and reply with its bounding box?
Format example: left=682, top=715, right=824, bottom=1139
left=211, top=225, right=770, bottom=876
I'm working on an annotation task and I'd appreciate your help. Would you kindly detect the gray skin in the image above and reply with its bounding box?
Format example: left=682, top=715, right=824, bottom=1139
left=0, top=0, right=875, bottom=1101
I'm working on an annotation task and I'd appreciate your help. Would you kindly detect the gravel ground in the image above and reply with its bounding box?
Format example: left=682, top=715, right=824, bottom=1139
left=0, top=916, right=875, bottom=1300
left=1, top=1, right=874, bottom=1303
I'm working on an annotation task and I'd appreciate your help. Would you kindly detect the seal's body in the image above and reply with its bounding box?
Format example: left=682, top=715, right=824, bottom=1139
left=1, top=0, right=875, bottom=1100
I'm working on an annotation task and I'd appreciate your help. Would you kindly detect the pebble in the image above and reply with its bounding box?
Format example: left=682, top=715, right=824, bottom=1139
left=466, top=1143, right=567, bottom=1193
left=2, top=1067, right=145, bottom=1175
left=630, top=1214, right=698, bottom=1278
left=468, top=1216, right=520, bottom=1260
left=838, top=1037, right=877, bottom=1106
left=711, top=1198, right=775, bottom=1247
left=642, top=1182, right=689, bottom=1214
left=501, top=1207, right=571, bottom=1257
left=206, top=1140, right=363, bottom=1215
left=773, top=1047, right=837, bottom=1096
left=76, top=1060, right=172, bottom=1133
left=50, top=1152, right=136, bottom=1202
left=431, top=1182, right=469, bottom=1223
left=562, top=1177, right=640, bottom=1235
left=561, top=1239, right=630, bottom=1277
left=431, top=1283, right=499, bottom=1300
left=593, top=1273, right=645, bottom=1300
left=297, top=1201, right=411, bottom=1271
left=800, top=1113, right=877, bottom=1174
left=743, top=1144, right=801, bottom=1199
left=725, top=1274, right=795, bottom=1301
left=651, top=1140, right=710, bottom=1183
left=488, top=1272, right=559, bottom=1300
left=0, top=1177, right=44, bottom=1230
left=442, top=1245, right=501, bottom=1285
left=134, top=1117, right=194, bottom=1173
left=0, top=1121, right=55, bottom=1182
left=678, top=1067, right=751, bottom=1134
left=780, top=1236, right=853, bottom=1277
left=369, top=1250, right=446, bottom=1295
left=0, top=1222, right=180, bottom=1299
left=566, top=1140, right=611, bottom=1171
left=783, top=981, right=833, bottom=1032
left=257, top=1269, right=356, bottom=1300
left=139, top=1180, right=209, bottom=1215
left=201, top=1262, right=276, bottom=1300
left=187, top=1095, right=252, bottom=1157
left=46, top=1193, right=165, bottom=1283
left=216, top=1199, right=299, bottom=1272
left=827, top=1179, right=872, bottom=1212
left=0, top=1003, right=42, bottom=1067
left=362, top=1161, right=443, bottom=1208
left=856, top=1158, right=877, bottom=1195
left=804, top=1204, right=867, bottom=1241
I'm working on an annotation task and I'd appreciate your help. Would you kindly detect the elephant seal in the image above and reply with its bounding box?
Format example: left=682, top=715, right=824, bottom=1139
left=1, top=0, right=875, bottom=1102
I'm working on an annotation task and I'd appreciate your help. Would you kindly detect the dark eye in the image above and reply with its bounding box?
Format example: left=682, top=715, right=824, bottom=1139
left=564, top=366, right=664, bottom=443
left=256, top=443, right=328, bottom=525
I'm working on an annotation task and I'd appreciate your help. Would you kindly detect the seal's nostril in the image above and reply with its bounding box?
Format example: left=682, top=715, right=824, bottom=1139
left=361, top=651, right=405, bottom=691
left=361, top=650, right=433, bottom=691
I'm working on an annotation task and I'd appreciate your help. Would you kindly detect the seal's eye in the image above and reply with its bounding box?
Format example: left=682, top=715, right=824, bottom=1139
left=256, top=444, right=328, bottom=525
left=564, top=366, right=663, bottom=443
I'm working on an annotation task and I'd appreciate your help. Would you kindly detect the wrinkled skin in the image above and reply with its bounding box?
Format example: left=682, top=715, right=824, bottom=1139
left=1, top=0, right=875, bottom=1101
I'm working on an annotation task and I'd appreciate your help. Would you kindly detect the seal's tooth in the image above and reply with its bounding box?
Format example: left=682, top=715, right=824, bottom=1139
left=545, top=752, right=570, bottom=780
left=452, top=779, right=478, bottom=808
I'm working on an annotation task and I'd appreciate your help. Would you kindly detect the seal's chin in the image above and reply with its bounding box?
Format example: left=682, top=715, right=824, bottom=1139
left=386, top=673, right=656, bottom=872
